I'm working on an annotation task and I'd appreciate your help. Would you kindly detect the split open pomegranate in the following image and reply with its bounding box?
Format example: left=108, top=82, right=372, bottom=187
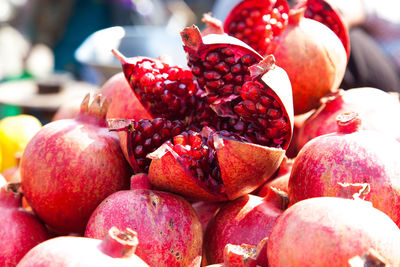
left=112, top=37, right=293, bottom=201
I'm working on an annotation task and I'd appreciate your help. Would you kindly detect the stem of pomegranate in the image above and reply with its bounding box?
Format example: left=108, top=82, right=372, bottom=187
left=98, top=227, right=139, bottom=258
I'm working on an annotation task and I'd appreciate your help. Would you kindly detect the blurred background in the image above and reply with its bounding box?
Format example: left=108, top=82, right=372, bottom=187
left=0, top=0, right=216, bottom=123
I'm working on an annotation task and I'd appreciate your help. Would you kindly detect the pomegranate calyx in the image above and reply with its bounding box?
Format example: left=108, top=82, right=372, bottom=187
left=202, top=13, right=225, bottom=35
left=99, top=227, right=139, bottom=258
left=336, top=112, right=361, bottom=134
left=288, top=7, right=306, bottom=25
left=79, top=93, right=108, bottom=126
left=248, top=55, right=276, bottom=78
left=180, top=25, right=204, bottom=52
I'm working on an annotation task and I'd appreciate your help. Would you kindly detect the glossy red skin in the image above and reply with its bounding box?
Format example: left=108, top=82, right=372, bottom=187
left=17, top=235, right=149, bottom=267
left=20, top=114, right=131, bottom=234
left=289, top=129, right=400, bottom=227
left=100, top=72, right=152, bottom=121
left=0, top=186, right=49, bottom=266
left=297, top=88, right=400, bottom=150
left=204, top=194, right=283, bottom=264
left=85, top=189, right=203, bottom=267
left=267, top=197, right=400, bottom=266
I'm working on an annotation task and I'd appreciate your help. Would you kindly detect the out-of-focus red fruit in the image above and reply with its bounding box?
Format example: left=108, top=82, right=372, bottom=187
left=20, top=93, right=131, bottom=234
left=0, top=183, right=49, bottom=266
left=17, top=227, right=149, bottom=267
left=85, top=189, right=203, bottom=267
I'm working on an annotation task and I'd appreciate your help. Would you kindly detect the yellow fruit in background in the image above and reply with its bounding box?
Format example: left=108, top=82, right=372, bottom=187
left=0, top=114, right=42, bottom=172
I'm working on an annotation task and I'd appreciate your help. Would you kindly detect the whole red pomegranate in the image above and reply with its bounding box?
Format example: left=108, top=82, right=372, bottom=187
left=289, top=112, right=400, bottom=226
left=265, top=8, right=347, bottom=114
left=267, top=197, right=400, bottom=266
left=297, top=87, right=400, bottom=149
left=0, top=183, right=49, bottom=266
left=203, top=194, right=283, bottom=265
left=17, top=227, right=149, bottom=267
left=85, top=188, right=203, bottom=267
left=113, top=40, right=294, bottom=201
left=20, top=93, right=131, bottom=234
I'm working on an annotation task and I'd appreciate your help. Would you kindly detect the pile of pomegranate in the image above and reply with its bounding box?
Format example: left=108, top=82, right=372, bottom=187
left=2, top=0, right=400, bottom=266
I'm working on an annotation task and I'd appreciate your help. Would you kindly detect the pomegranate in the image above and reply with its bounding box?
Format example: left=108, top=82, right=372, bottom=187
left=267, top=197, right=400, bottom=266
left=111, top=41, right=293, bottom=201
left=147, top=53, right=293, bottom=201
left=266, top=8, right=347, bottom=114
left=0, top=183, right=49, bottom=266
left=20, top=93, right=131, bottom=234
left=17, top=227, right=149, bottom=267
left=297, top=87, right=400, bottom=150
left=85, top=188, right=203, bottom=267
left=289, top=112, right=400, bottom=226
left=203, top=194, right=283, bottom=264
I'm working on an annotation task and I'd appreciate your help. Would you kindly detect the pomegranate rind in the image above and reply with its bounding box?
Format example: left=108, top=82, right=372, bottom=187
left=216, top=136, right=285, bottom=200
left=149, top=136, right=285, bottom=202
left=257, top=59, right=294, bottom=148
left=148, top=144, right=228, bottom=202
left=181, top=25, right=263, bottom=60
